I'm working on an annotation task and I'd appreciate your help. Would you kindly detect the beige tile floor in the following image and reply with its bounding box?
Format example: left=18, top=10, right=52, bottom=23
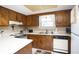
left=32, top=48, right=61, bottom=54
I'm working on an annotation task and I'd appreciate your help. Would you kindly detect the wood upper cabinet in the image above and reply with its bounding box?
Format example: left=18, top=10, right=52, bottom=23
left=9, top=10, right=25, bottom=22
left=22, top=15, right=27, bottom=26
left=27, top=35, right=53, bottom=51
left=55, top=10, right=70, bottom=27
left=8, top=10, right=16, bottom=21
left=32, top=15, right=39, bottom=26
left=26, top=15, right=39, bottom=26
left=0, top=7, right=9, bottom=26
left=16, top=13, right=23, bottom=22
left=25, top=16, right=31, bottom=26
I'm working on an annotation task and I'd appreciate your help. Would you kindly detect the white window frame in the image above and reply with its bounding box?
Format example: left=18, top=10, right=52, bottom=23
left=39, top=14, right=56, bottom=29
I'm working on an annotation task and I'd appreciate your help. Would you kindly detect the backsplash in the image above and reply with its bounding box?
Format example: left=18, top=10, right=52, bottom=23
left=27, top=27, right=67, bottom=34
left=0, top=25, right=25, bottom=38
left=27, top=27, right=54, bottom=33
left=54, top=27, right=66, bottom=34
left=0, top=26, right=67, bottom=37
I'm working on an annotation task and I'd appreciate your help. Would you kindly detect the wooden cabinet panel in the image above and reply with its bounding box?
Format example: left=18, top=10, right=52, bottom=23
left=55, top=10, right=70, bottom=27
left=27, top=35, right=53, bottom=51
left=26, top=16, right=32, bottom=26
left=8, top=10, right=16, bottom=21
left=16, top=13, right=23, bottom=22
left=0, top=7, right=9, bottom=26
left=22, top=15, right=27, bottom=26
left=26, top=15, right=39, bottom=26
left=27, top=35, right=38, bottom=48
left=55, top=11, right=64, bottom=27
left=15, top=43, right=32, bottom=54
left=64, top=11, right=70, bottom=27
left=32, top=15, right=39, bottom=26
left=40, top=35, right=53, bottom=51
left=0, top=14, right=2, bottom=25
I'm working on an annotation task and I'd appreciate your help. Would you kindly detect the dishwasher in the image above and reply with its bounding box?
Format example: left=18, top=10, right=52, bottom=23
left=53, top=35, right=69, bottom=54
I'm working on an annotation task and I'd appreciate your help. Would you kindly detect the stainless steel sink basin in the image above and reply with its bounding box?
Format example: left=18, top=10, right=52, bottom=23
left=10, top=33, right=26, bottom=38
left=39, top=32, right=53, bottom=34
left=15, top=34, right=26, bottom=38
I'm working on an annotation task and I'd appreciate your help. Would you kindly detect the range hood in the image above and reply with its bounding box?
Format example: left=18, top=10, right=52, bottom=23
left=9, top=21, right=23, bottom=25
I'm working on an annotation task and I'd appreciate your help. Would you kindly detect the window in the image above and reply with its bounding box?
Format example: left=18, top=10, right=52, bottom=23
left=39, top=14, right=55, bottom=28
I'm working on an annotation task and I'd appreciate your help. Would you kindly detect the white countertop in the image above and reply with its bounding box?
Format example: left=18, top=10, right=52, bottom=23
left=0, top=36, right=32, bottom=54
left=26, top=33, right=71, bottom=37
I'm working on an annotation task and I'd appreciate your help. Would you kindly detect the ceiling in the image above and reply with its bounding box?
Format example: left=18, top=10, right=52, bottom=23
left=24, top=5, right=57, bottom=11
left=1, top=5, right=74, bottom=15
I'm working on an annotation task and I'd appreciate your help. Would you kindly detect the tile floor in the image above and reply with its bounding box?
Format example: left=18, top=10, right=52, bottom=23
left=32, top=48, right=61, bottom=54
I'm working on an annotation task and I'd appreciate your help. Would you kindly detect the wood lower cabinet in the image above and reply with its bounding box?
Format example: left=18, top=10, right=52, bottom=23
left=0, top=7, right=9, bottom=26
left=15, top=43, right=32, bottom=54
left=27, top=34, right=53, bottom=51
left=40, top=35, right=53, bottom=51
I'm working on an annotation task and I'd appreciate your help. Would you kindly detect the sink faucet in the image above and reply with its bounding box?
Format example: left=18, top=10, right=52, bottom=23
left=45, top=29, right=48, bottom=34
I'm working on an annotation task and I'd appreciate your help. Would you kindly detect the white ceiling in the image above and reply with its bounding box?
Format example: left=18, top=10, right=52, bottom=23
left=1, top=5, right=74, bottom=15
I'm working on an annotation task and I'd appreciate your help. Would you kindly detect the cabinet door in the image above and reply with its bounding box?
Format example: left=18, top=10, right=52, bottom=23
left=64, top=11, right=70, bottom=27
left=0, top=7, right=1, bottom=25
left=0, top=7, right=9, bottom=26
left=40, top=35, right=53, bottom=51
left=31, top=15, right=39, bottom=26
left=27, top=35, right=37, bottom=48
left=27, top=35, right=53, bottom=51
left=34, top=35, right=40, bottom=48
left=26, top=15, right=39, bottom=26
left=55, top=11, right=64, bottom=27
left=55, top=10, right=70, bottom=27
left=22, top=15, right=27, bottom=26
left=8, top=10, right=16, bottom=21
left=16, top=13, right=23, bottom=22
left=26, top=16, right=32, bottom=26
left=27, top=35, right=41, bottom=48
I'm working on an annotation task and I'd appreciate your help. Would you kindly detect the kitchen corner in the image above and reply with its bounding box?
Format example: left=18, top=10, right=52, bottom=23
left=0, top=26, right=33, bottom=54
left=0, top=5, right=73, bottom=54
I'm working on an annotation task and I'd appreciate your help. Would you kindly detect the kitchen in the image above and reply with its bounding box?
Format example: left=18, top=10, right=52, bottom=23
left=0, top=5, right=78, bottom=54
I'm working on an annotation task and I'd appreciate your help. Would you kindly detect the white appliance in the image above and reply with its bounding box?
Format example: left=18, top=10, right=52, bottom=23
left=54, top=38, right=68, bottom=53
left=71, top=5, right=79, bottom=54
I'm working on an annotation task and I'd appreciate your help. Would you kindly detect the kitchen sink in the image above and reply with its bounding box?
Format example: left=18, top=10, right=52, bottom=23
left=10, top=34, right=26, bottom=38
left=39, top=32, right=53, bottom=34
left=15, top=34, right=26, bottom=38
